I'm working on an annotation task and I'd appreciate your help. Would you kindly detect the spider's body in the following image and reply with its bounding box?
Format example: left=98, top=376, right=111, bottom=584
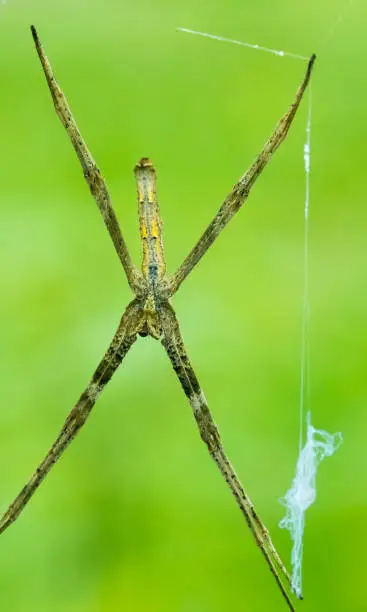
left=137, top=158, right=166, bottom=283
left=135, top=156, right=168, bottom=338
left=0, top=26, right=315, bottom=612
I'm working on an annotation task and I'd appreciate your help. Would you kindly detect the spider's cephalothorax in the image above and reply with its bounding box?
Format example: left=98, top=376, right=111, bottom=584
left=138, top=293, right=163, bottom=339
left=0, top=26, right=315, bottom=612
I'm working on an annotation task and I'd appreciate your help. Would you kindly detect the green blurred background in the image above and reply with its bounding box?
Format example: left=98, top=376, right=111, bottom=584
left=0, top=0, right=366, bottom=610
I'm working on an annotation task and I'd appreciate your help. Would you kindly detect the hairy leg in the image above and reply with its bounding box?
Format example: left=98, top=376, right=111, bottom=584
left=31, top=26, right=142, bottom=293
left=170, top=55, right=315, bottom=295
left=0, top=300, right=143, bottom=536
left=161, top=303, right=295, bottom=611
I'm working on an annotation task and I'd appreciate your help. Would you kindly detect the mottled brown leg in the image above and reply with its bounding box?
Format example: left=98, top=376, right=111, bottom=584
left=31, top=26, right=142, bottom=293
left=0, top=300, right=143, bottom=536
left=160, top=303, right=295, bottom=611
left=170, top=55, right=315, bottom=295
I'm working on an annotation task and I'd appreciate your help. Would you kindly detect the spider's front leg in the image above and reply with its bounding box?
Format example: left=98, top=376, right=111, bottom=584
left=31, top=26, right=142, bottom=293
left=169, top=55, right=315, bottom=296
left=160, top=302, right=295, bottom=611
left=0, top=300, right=144, bottom=537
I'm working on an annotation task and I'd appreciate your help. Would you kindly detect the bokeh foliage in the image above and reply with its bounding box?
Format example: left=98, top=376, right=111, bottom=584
left=0, top=0, right=366, bottom=610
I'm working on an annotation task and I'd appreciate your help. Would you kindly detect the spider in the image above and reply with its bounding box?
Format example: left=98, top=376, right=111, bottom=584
left=0, top=25, right=315, bottom=611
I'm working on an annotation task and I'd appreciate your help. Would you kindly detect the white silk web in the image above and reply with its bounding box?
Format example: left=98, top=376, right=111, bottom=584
left=178, top=26, right=342, bottom=598
left=279, top=417, right=342, bottom=597
left=278, top=83, right=342, bottom=598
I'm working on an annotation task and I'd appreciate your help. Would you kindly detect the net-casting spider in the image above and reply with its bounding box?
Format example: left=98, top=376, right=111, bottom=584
left=0, top=26, right=315, bottom=611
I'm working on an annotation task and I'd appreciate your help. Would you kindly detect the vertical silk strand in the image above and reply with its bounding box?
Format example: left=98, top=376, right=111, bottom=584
left=178, top=25, right=344, bottom=601
left=299, top=86, right=312, bottom=451
left=279, top=86, right=342, bottom=600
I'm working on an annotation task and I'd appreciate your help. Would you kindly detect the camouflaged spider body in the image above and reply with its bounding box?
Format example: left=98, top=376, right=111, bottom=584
left=0, top=25, right=315, bottom=612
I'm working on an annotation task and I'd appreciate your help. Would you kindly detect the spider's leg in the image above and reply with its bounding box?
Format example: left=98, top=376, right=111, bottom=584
left=0, top=300, right=143, bottom=536
left=30, top=26, right=142, bottom=293
left=160, top=303, right=295, bottom=611
left=170, top=55, right=315, bottom=295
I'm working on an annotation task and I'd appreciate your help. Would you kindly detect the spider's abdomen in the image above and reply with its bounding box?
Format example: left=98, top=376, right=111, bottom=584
left=135, top=158, right=166, bottom=283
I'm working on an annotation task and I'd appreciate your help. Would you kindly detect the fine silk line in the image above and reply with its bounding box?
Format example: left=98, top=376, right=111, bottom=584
left=279, top=82, right=342, bottom=599
left=177, top=27, right=309, bottom=61
left=177, top=25, right=342, bottom=600
left=299, top=86, right=312, bottom=451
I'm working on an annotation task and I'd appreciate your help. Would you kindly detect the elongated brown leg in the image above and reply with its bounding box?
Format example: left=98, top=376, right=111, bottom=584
left=170, top=55, right=315, bottom=295
left=31, top=26, right=142, bottom=293
left=0, top=300, right=143, bottom=536
left=161, top=302, right=295, bottom=611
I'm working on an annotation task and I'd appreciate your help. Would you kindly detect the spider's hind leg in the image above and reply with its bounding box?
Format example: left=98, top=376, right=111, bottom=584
left=160, top=302, right=294, bottom=611
left=0, top=300, right=142, bottom=536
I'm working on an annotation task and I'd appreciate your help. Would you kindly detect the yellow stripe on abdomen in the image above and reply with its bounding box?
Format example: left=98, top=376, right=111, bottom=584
left=135, top=158, right=166, bottom=283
